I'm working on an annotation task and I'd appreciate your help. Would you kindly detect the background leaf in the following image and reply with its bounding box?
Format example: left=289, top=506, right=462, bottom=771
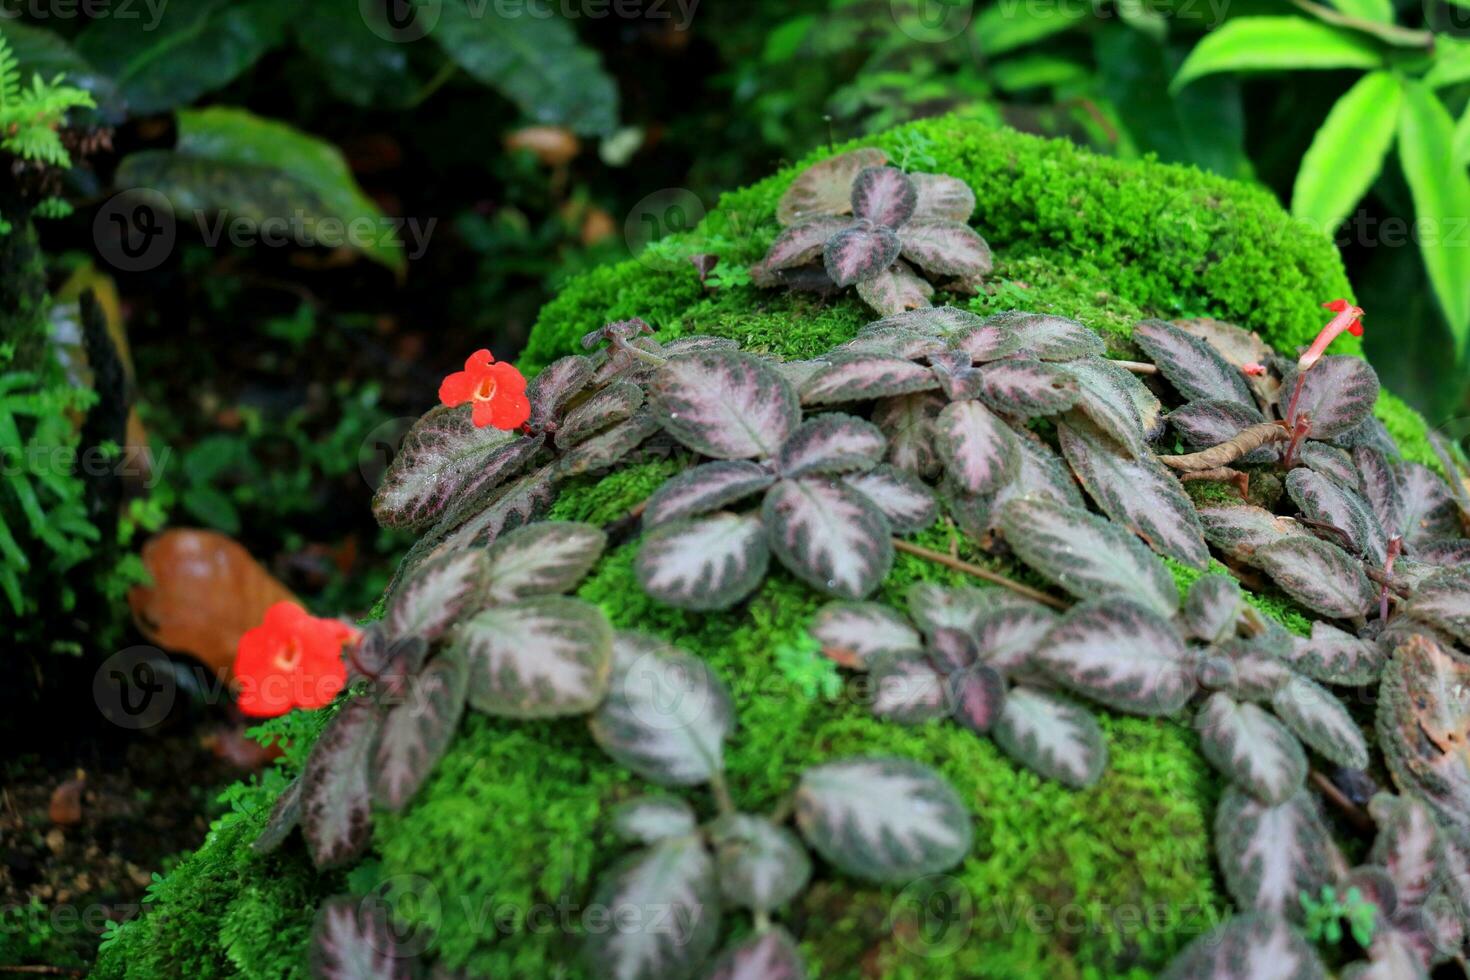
left=1398, top=80, right=1470, bottom=356
left=459, top=596, right=613, bottom=718
left=1292, top=70, right=1401, bottom=234
left=584, top=837, right=721, bottom=980
left=483, top=521, right=607, bottom=602
left=1171, top=18, right=1382, bottom=92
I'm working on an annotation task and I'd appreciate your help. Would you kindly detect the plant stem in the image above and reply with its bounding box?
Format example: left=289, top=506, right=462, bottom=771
left=1289, top=0, right=1434, bottom=48
left=892, top=539, right=1069, bottom=610
left=1309, top=769, right=1374, bottom=832
left=1159, top=422, right=1291, bottom=471
left=1115, top=360, right=1158, bottom=375
left=709, top=768, right=736, bottom=817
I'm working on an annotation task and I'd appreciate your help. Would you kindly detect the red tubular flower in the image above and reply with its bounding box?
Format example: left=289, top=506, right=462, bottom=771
left=1297, top=300, right=1364, bottom=371
left=234, top=601, right=358, bottom=718
left=1241, top=362, right=1267, bottom=377
left=439, top=349, right=531, bottom=429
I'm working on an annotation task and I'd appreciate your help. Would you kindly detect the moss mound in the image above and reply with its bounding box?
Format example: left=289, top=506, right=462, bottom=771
left=95, top=117, right=1442, bottom=979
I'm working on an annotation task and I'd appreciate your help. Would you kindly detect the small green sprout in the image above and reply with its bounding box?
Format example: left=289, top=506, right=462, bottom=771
left=1299, top=885, right=1376, bottom=949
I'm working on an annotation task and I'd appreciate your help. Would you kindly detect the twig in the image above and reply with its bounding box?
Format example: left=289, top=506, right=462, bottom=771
left=1309, top=769, right=1374, bottom=833
left=1159, top=422, right=1290, bottom=472
left=1114, top=359, right=1159, bottom=375
left=1289, top=0, right=1434, bottom=48
left=1363, top=564, right=1411, bottom=598
left=892, top=539, right=1069, bottom=611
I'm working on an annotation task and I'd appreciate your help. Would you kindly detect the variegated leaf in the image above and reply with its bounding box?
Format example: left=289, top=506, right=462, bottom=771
left=1039, top=599, right=1195, bottom=715
left=1058, top=415, right=1210, bottom=568
left=1286, top=467, right=1386, bottom=563
left=636, top=513, right=770, bottom=611
left=1160, top=911, right=1326, bottom=980
left=795, top=757, right=971, bottom=882
left=872, top=392, right=944, bottom=477
left=1254, top=537, right=1376, bottom=619
left=854, top=258, right=935, bottom=315
left=905, top=582, right=1011, bottom=637
left=1369, top=794, right=1442, bottom=907
left=1353, top=445, right=1404, bottom=537
left=590, top=632, right=735, bottom=786
left=985, top=311, right=1106, bottom=361
left=800, top=354, right=940, bottom=405
left=386, top=549, right=487, bottom=642
left=423, top=465, right=559, bottom=562
left=927, top=349, right=984, bottom=401
left=1198, top=504, right=1312, bottom=562
left=777, top=147, right=888, bottom=225
left=840, top=464, right=937, bottom=533
left=1214, top=787, right=1335, bottom=918
left=585, top=836, right=721, bottom=980
left=1197, top=638, right=1294, bottom=701
left=1059, top=358, right=1148, bottom=457
left=1167, top=400, right=1270, bottom=456
left=1284, top=621, right=1385, bottom=686
left=927, top=626, right=978, bottom=672
left=1378, top=632, right=1470, bottom=840
left=1417, top=539, right=1470, bottom=566
left=756, top=217, right=847, bottom=273
left=554, top=381, right=645, bottom=449
left=652, top=351, right=799, bottom=460
left=301, top=698, right=381, bottom=870
left=250, top=776, right=303, bottom=856
left=702, top=928, right=806, bottom=980
left=483, top=521, right=606, bottom=603
left=899, top=220, right=993, bottom=279
left=997, top=434, right=1085, bottom=510
left=910, top=172, right=975, bottom=222
left=643, top=461, right=775, bottom=527
left=556, top=412, right=660, bottom=477
left=950, top=663, right=1006, bottom=734
left=971, top=603, right=1057, bottom=673
left=941, top=479, right=994, bottom=543
left=372, top=406, right=536, bottom=530
left=459, top=596, right=613, bottom=718
left=709, top=813, right=811, bottom=913
left=1197, top=693, right=1306, bottom=803
left=309, top=895, right=415, bottom=980
left=371, top=647, right=470, bottom=811
left=810, top=601, right=921, bottom=670
left=998, top=497, right=1180, bottom=617
left=1430, top=429, right=1470, bottom=518
left=866, top=305, right=985, bottom=339
left=951, top=322, right=1026, bottom=363
left=610, top=796, right=698, bottom=845
left=1270, top=675, right=1367, bottom=770
left=1400, top=462, right=1462, bottom=549
left=1297, top=443, right=1358, bottom=488
left=1183, top=574, right=1243, bottom=644
left=975, top=359, right=1078, bottom=418
left=1280, top=356, right=1379, bottom=439
left=776, top=414, right=885, bottom=477
left=824, top=223, right=901, bottom=287
left=992, top=687, right=1106, bottom=788
left=527, top=354, right=594, bottom=431
left=870, top=653, right=950, bottom=723
left=935, top=400, right=1018, bottom=494
left=1133, top=318, right=1254, bottom=406
left=1407, top=565, right=1470, bottom=645
left=851, top=166, right=917, bottom=227
left=763, top=478, right=893, bottom=599
left=836, top=326, right=946, bottom=360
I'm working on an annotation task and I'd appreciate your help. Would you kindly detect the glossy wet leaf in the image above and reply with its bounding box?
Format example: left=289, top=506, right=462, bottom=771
left=643, top=461, right=774, bottom=528
left=652, top=351, right=799, bottom=460
left=975, top=360, right=1078, bottom=418
left=702, top=928, right=806, bottom=980
left=1133, top=318, right=1254, bottom=406
left=810, top=601, right=921, bottom=670
left=1271, top=675, right=1368, bottom=770
left=1183, top=574, right=1244, bottom=644
left=935, top=400, right=1018, bottom=494
left=993, top=687, right=1106, bottom=788
left=709, top=813, right=812, bottom=913
left=870, top=653, right=950, bottom=723
left=371, top=647, right=470, bottom=811
left=910, top=172, right=976, bottom=222
left=1286, top=467, right=1385, bottom=563
left=872, top=393, right=944, bottom=477
left=459, top=596, right=613, bottom=718
left=1214, top=787, right=1336, bottom=920
left=556, top=412, right=660, bottom=478
left=795, top=757, right=971, bottom=883
left=763, top=478, right=893, bottom=599
left=899, top=221, right=993, bottom=279
left=554, top=381, right=645, bottom=449
left=1059, top=415, right=1210, bottom=568
left=584, top=836, right=721, bottom=980
left=610, top=796, right=698, bottom=845
left=776, top=415, right=885, bottom=477
left=636, top=513, right=770, bottom=611
left=824, top=224, right=901, bottom=287
left=777, top=147, right=888, bottom=225
left=1039, top=599, right=1195, bottom=715
left=526, top=354, right=593, bottom=432
left=1281, top=355, right=1379, bottom=439
left=800, top=354, right=940, bottom=405
left=309, top=895, right=415, bottom=980
left=301, top=698, right=380, bottom=870
left=851, top=166, right=917, bottom=227
left=1254, top=537, right=1376, bottom=619
left=1406, top=565, right=1470, bottom=645
left=1284, top=621, right=1385, bottom=686
left=1198, top=504, right=1313, bottom=562
left=590, top=632, right=735, bottom=786
left=483, top=521, right=607, bottom=603
left=841, top=464, right=937, bottom=533
left=1160, top=910, right=1326, bottom=979
left=986, top=311, right=1105, bottom=361
left=998, top=497, right=1179, bottom=617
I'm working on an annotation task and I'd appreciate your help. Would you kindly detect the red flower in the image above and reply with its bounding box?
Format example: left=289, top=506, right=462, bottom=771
left=1241, top=362, right=1267, bottom=377
left=234, top=601, right=357, bottom=718
left=438, top=349, right=531, bottom=429
left=1298, top=300, right=1364, bottom=370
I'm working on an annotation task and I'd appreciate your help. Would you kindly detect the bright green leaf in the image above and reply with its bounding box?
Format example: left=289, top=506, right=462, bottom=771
left=972, top=0, right=1089, bottom=57
left=1291, top=71, right=1400, bottom=234
left=1324, top=0, right=1393, bottom=24
left=1171, top=18, right=1382, bottom=92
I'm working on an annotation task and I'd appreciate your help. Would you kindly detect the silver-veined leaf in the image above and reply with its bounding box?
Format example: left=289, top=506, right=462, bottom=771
left=459, top=596, right=613, bottom=718
left=935, top=400, right=1018, bottom=494
left=800, top=354, right=940, bottom=405
left=309, top=896, right=415, bottom=980
left=1133, top=318, right=1254, bottom=406
left=1400, top=462, right=1462, bottom=549
left=527, top=354, right=593, bottom=431
left=1059, top=358, right=1149, bottom=457
left=1198, top=638, right=1294, bottom=702
left=1354, top=445, right=1404, bottom=536
left=824, top=224, right=901, bottom=287
left=950, top=663, right=1006, bottom=734
left=1284, top=620, right=1385, bottom=686
left=554, top=381, right=645, bottom=449
left=952, top=322, right=1027, bottom=363
left=702, top=928, right=806, bottom=980
left=584, top=836, right=721, bottom=980
left=1039, top=599, right=1195, bottom=715
left=610, top=796, right=698, bottom=845
left=422, top=465, right=559, bottom=563
left=756, top=217, right=847, bottom=273
left=556, top=412, right=660, bottom=477
left=776, top=414, right=886, bottom=477
left=928, top=349, right=985, bottom=401
left=301, top=698, right=381, bottom=870
left=993, top=686, right=1106, bottom=788
left=870, top=653, right=950, bottom=723
left=1369, top=793, right=1442, bottom=907
left=904, top=582, right=1021, bottom=637
left=998, top=497, right=1179, bottom=617
left=1286, top=467, right=1386, bottom=563
left=1197, top=693, right=1307, bottom=803
left=652, top=351, right=799, bottom=460
left=985, top=311, right=1105, bottom=361
left=1254, top=537, right=1376, bottom=619
left=636, top=513, right=770, bottom=611
left=1160, top=910, right=1327, bottom=979
left=1407, top=565, right=1470, bottom=645
left=899, top=221, right=993, bottom=278
left=643, top=461, right=775, bottom=527
left=911, top=173, right=975, bottom=222
left=996, top=434, right=1085, bottom=510
left=1292, top=71, right=1401, bottom=234
left=835, top=326, right=946, bottom=360
left=709, top=813, right=812, bottom=913
left=1166, top=400, right=1271, bottom=457
left=872, top=392, right=944, bottom=477
left=1058, top=415, right=1210, bottom=568
left=483, top=521, right=606, bottom=602
left=1214, top=786, right=1336, bottom=918
left=851, top=166, right=917, bottom=228
left=763, top=478, right=893, bottom=599
left=854, top=258, right=935, bottom=315
left=1280, top=356, right=1379, bottom=439
left=590, top=632, right=735, bottom=786
left=840, top=464, right=937, bottom=533
left=1171, top=17, right=1381, bottom=91
left=1418, top=539, right=1470, bottom=566
left=1183, top=574, right=1243, bottom=644
left=810, top=601, right=921, bottom=670
left=371, top=648, right=470, bottom=811
left=1270, top=675, right=1368, bottom=769
left=976, top=359, right=1078, bottom=418
left=1199, top=504, right=1313, bottom=562
left=971, top=603, right=1057, bottom=673
left=867, top=305, right=986, bottom=338
left=386, top=549, right=487, bottom=642
left=1297, top=442, right=1359, bottom=488
left=795, top=757, right=971, bottom=882
left=778, top=147, right=888, bottom=225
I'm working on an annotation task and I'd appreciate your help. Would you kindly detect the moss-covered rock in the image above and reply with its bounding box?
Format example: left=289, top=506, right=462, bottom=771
left=94, top=117, right=1443, bottom=979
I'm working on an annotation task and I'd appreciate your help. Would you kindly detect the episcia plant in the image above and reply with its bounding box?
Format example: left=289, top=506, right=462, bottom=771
left=749, top=148, right=993, bottom=315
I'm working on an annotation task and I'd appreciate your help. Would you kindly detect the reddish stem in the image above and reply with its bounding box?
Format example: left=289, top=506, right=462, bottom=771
left=1378, top=536, right=1403, bottom=622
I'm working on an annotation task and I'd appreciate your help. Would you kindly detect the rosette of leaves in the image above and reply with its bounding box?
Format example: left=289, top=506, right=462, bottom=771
left=811, top=584, right=1106, bottom=789
left=583, top=632, right=970, bottom=980
left=634, top=347, right=939, bottom=607
left=750, top=148, right=993, bottom=315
